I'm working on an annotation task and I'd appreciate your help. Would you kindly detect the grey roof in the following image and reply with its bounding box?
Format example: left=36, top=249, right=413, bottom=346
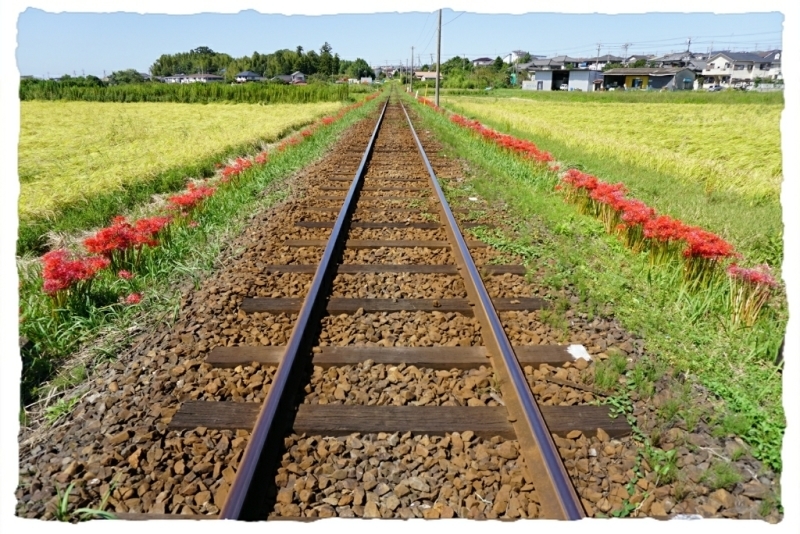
left=291, top=71, right=305, bottom=76
left=688, top=60, right=707, bottom=70
left=712, top=51, right=768, bottom=62
left=761, top=50, right=782, bottom=62
left=604, top=67, right=690, bottom=76
left=472, top=57, right=493, bottom=62
left=236, top=70, right=261, bottom=77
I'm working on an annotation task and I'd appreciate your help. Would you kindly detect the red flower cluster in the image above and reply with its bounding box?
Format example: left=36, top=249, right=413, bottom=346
left=84, top=215, right=170, bottom=256
left=42, top=249, right=109, bottom=295
left=728, top=264, right=778, bottom=287
left=118, top=270, right=133, bottom=280
left=167, top=182, right=216, bottom=211
left=125, top=292, right=142, bottom=305
left=417, top=97, right=444, bottom=113
left=322, top=116, right=335, bottom=125
left=255, top=151, right=268, bottom=164
left=450, top=114, right=553, bottom=163
left=221, top=157, right=253, bottom=182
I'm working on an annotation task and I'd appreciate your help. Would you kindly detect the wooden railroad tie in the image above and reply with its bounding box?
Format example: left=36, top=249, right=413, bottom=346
left=169, top=403, right=630, bottom=439
left=295, top=221, right=489, bottom=229
left=205, top=345, right=576, bottom=370
left=319, top=186, right=429, bottom=192
left=256, top=264, right=526, bottom=275
left=240, top=297, right=546, bottom=315
left=314, top=196, right=429, bottom=202
left=303, top=207, right=471, bottom=213
left=282, top=239, right=488, bottom=249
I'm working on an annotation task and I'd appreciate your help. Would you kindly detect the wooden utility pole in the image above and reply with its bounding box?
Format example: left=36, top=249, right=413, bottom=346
left=435, top=9, right=442, bottom=107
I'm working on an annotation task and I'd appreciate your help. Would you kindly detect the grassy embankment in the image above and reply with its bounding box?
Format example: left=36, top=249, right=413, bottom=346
left=441, top=95, right=784, bottom=269
left=17, top=95, right=386, bottom=411
left=408, top=95, right=785, bottom=473
left=18, top=101, right=344, bottom=256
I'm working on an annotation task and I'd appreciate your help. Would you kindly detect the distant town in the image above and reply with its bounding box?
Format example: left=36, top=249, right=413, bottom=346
left=21, top=46, right=783, bottom=92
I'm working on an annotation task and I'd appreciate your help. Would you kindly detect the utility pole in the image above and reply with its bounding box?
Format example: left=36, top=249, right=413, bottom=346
left=435, top=8, right=442, bottom=107
left=686, top=37, right=692, bottom=53
left=622, top=43, right=631, bottom=63
left=595, top=43, right=601, bottom=71
left=411, top=46, right=414, bottom=93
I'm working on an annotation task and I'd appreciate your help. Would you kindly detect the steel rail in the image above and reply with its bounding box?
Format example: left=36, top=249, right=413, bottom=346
left=219, top=98, right=389, bottom=520
left=399, top=100, right=586, bottom=520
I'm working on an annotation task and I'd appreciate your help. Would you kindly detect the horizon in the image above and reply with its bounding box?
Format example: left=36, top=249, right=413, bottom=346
left=15, top=9, right=784, bottom=79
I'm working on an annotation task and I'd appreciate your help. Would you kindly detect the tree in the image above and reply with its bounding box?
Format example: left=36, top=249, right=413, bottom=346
left=108, top=69, right=145, bottom=85
left=632, top=58, right=647, bottom=68
left=346, top=58, right=375, bottom=79
left=493, top=56, right=505, bottom=71
left=318, top=42, right=334, bottom=76
left=518, top=52, right=532, bottom=64
left=602, top=62, right=624, bottom=72
left=192, top=46, right=215, bottom=55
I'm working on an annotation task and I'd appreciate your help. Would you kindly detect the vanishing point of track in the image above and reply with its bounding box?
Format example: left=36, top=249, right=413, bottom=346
left=162, top=91, right=630, bottom=520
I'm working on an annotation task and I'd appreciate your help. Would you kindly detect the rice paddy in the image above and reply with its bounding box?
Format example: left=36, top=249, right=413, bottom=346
left=442, top=96, right=782, bottom=199
left=18, top=100, right=343, bottom=220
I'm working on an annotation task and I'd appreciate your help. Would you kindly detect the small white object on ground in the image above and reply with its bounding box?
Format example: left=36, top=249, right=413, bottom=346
left=567, top=344, right=592, bottom=361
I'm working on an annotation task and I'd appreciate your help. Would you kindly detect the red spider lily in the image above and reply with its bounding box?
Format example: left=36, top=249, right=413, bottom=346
left=728, top=263, right=778, bottom=326
left=118, top=270, right=133, bottom=280
left=84, top=215, right=172, bottom=270
left=188, top=220, right=199, bottom=228
left=322, top=116, right=335, bottom=125
left=125, top=293, right=142, bottom=305
left=301, top=129, right=313, bottom=138
left=167, top=182, right=216, bottom=211
left=728, top=263, right=778, bottom=287
left=450, top=114, right=553, bottom=163
left=255, top=151, right=268, bottom=164
left=221, top=157, right=253, bottom=182
left=41, top=249, right=110, bottom=307
left=681, top=227, right=737, bottom=260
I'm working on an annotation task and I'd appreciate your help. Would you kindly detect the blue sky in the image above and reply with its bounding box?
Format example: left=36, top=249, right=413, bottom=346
left=16, top=8, right=784, bottom=78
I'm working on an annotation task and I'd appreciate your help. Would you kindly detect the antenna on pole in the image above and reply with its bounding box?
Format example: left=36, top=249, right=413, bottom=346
left=622, top=43, right=631, bottom=62
left=435, top=8, right=442, bottom=107
left=595, top=43, right=601, bottom=70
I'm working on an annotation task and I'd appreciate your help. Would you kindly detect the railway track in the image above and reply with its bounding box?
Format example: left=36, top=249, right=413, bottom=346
left=118, top=91, right=630, bottom=520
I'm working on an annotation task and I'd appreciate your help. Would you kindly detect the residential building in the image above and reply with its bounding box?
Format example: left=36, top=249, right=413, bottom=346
left=701, top=52, right=775, bottom=86
left=163, top=73, right=224, bottom=84
left=235, top=70, right=264, bottom=83
left=760, top=50, right=783, bottom=80
left=472, top=57, right=494, bottom=67
left=528, top=68, right=603, bottom=91
left=603, top=67, right=695, bottom=90
left=413, top=71, right=439, bottom=81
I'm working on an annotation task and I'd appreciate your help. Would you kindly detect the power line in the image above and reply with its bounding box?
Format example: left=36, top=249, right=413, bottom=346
left=443, top=11, right=465, bottom=26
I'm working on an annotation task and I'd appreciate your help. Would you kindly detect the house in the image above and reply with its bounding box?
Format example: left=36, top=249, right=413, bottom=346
left=760, top=50, right=782, bottom=80
left=528, top=68, right=603, bottom=91
left=235, top=70, right=263, bottom=83
left=184, top=73, right=224, bottom=83
left=360, top=77, right=373, bottom=84
left=603, top=67, right=695, bottom=90
left=580, top=54, right=623, bottom=70
left=506, top=50, right=529, bottom=64
left=271, top=71, right=306, bottom=84
left=701, top=52, right=775, bottom=86
left=413, top=71, right=439, bottom=81
left=624, top=54, right=652, bottom=65
left=472, top=57, right=494, bottom=67
left=163, top=73, right=224, bottom=84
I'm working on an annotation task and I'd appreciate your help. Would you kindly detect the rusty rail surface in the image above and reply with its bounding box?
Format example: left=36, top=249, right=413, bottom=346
left=399, top=100, right=585, bottom=520
left=219, top=98, right=389, bottom=520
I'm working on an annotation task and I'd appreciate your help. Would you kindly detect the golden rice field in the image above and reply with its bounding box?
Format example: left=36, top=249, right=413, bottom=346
left=18, top=100, right=343, bottom=219
left=443, top=97, right=783, bottom=199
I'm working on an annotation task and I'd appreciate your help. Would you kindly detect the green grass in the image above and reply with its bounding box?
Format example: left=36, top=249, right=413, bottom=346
left=17, top=95, right=385, bottom=406
left=407, top=95, right=785, bottom=472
